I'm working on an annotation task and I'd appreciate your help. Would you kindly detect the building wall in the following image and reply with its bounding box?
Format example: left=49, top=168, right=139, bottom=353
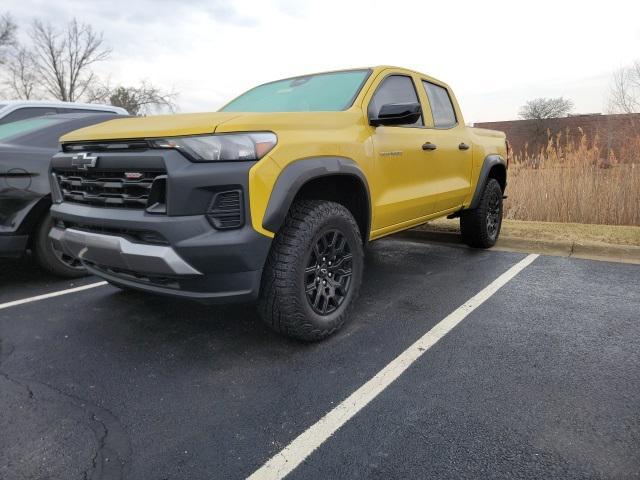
left=475, top=113, right=640, bottom=161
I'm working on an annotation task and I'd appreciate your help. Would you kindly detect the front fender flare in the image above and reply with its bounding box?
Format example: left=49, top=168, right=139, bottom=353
left=262, top=156, right=370, bottom=234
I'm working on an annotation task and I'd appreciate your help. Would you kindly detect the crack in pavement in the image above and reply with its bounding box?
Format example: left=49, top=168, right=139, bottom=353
left=0, top=338, right=131, bottom=480
left=0, top=370, right=35, bottom=400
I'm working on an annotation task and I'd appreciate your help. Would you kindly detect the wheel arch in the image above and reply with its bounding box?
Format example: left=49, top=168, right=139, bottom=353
left=262, top=157, right=371, bottom=243
left=469, top=154, right=507, bottom=210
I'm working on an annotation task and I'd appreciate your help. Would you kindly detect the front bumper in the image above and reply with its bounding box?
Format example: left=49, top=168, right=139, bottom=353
left=50, top=227, right=202, bottom=276
left=49, top=203, right=272, bottom=303
left=49, top=149, right=272, bottom=303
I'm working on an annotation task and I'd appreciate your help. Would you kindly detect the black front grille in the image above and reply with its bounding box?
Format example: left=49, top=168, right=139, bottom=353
left=206, top=190, right=244, bottom=229
left=55, top=169, right=166, bottom=209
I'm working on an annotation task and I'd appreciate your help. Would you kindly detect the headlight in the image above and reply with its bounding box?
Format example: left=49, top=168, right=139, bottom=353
left=149, top=132, right=277, bottom=162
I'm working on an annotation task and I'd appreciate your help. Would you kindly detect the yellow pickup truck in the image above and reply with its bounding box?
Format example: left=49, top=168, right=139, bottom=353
left=49, top=66, right=508, bottom=341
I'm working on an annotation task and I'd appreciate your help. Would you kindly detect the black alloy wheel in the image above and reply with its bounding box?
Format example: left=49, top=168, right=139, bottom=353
left=486, top=187, right=502, bottom=241
left=304, top=229, right=353, bottom=316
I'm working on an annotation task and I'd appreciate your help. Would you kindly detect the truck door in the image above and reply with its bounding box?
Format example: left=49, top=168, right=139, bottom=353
left=417, top=80, right=473, bottom=211
left=369, top=74, right=439, bottom=229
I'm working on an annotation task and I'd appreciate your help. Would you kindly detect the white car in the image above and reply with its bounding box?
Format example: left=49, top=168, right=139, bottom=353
left=0, top=100, right=127, bottom=125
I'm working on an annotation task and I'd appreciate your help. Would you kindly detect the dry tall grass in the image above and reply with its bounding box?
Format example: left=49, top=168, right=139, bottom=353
left=504, top=131, right=640, bottom=226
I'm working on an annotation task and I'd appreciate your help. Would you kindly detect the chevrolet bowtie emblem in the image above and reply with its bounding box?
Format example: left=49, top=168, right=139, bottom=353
left=71, top=152, right=98, bottom=170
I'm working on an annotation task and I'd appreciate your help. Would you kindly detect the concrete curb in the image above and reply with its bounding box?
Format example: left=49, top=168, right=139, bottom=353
left=398, top=229, right=640, bottom=265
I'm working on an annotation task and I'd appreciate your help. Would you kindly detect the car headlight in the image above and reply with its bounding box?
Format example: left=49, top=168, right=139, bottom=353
left=149, top=132, right=277, bottom=162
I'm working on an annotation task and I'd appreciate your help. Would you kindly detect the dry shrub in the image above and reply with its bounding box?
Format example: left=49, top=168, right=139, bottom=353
left=504, top=131, right=640, bottom=225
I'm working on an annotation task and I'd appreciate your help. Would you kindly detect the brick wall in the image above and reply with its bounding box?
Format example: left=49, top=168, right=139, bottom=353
left=474, top=113, right=640, bottom=161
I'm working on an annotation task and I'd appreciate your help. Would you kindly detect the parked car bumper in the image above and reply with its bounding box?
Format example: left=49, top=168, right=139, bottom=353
left=0, top=233, right=29, bottom=258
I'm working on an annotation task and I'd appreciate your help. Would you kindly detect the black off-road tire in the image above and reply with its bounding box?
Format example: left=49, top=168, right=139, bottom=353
left=460, top=178, right=503, bottom=248
left=257, top=199, right=364, bottom=342
left=34, top=213, right=88, bottom=278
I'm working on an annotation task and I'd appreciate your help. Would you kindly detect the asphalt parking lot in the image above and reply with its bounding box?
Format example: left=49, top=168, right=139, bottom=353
left=1, top=236, right=639, bottom=480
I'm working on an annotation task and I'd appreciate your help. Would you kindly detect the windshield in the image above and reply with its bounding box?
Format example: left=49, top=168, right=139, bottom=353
left=0, top=117, right=62, bottom=142
left=221, top=69, right=371, bottom=113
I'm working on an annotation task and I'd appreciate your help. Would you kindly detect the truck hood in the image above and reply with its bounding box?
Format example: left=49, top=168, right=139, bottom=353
left=60, top=110, right=362, bottom=143
left=60, top=112, right=243, bottom=143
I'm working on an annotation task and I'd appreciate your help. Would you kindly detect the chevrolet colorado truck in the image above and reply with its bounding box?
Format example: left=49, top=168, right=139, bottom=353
left=49, top=66, right=508, bottom=341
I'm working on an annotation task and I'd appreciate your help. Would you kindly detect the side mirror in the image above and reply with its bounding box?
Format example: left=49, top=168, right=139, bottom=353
left=370, top=102, right=421, bottom=127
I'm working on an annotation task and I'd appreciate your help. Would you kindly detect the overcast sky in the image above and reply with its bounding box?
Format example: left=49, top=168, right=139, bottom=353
left=4, top=0, right=640, bottom=122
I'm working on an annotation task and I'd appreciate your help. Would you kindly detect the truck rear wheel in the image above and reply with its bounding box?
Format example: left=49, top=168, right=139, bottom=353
left=460, top=178, right=503, bottom=248
left=257, top=199, right=364, bottom=341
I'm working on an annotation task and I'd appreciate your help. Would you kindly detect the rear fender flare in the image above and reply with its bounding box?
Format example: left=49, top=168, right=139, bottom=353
left=469, top=154, right=506, bottom=209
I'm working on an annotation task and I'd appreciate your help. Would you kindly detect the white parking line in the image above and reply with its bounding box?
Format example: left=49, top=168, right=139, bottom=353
left=248, top=253, right=539, bottom=480
left=0, top=281, right=109, bottom=311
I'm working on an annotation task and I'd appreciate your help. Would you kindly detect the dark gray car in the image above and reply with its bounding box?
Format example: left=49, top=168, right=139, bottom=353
left=0, top=113, right=124, bottom=276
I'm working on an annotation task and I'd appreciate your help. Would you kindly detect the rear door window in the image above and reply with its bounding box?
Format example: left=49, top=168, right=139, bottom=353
left=368, top=75, right=423, bottom=127
left=422, top=81, right=457, bottom=128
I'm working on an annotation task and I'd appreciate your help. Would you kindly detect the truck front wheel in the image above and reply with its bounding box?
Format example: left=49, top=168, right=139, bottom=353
left=258, top=199, right=364, bottom=341
left=460, top=178, right=503, bottom=248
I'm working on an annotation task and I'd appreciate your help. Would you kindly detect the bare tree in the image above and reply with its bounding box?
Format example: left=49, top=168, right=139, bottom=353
left=608, top=61, right=640, bottom=114
left=0, top=13, right=17, bottom=64
left=29, top=18, right=111, bottom=101
left=89, top=80, right=177, bottom=115
left=518, top=97, right=574, bottom=120
left=5, top=46, right=38, bottom=99
left=2, top=15, right=179, bottom=109
left=110, top=82, right=176, bottom=115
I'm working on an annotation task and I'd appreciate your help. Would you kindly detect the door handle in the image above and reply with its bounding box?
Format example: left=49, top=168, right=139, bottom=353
left=422, top=142, right=437, bottom=151
left=458, top=142, right=470, bottom=150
